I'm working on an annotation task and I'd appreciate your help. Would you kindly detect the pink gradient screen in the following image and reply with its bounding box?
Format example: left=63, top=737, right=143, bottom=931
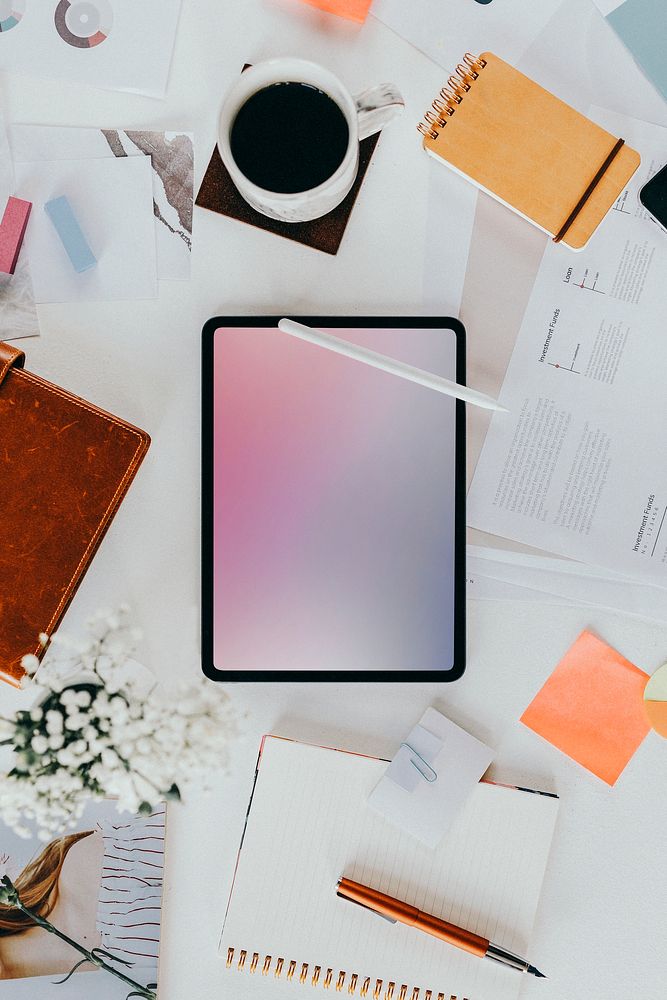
left=211, top=325, right=459, bottom=673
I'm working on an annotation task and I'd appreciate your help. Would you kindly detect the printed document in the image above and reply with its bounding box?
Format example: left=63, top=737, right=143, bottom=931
left=468, top=109, right=667, bottom=587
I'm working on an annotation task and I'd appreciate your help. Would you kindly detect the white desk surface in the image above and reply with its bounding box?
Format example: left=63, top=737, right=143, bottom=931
left=1, top=2, right=666, bottom=999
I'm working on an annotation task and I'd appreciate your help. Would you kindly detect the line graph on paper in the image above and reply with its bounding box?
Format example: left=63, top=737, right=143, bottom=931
left=547, top=341, right=582, bottom=375
left=563, top=265, right=606, bottom=294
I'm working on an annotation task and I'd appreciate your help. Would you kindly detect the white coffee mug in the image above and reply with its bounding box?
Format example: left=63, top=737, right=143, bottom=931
left=218, top=58, right=404, bottom=223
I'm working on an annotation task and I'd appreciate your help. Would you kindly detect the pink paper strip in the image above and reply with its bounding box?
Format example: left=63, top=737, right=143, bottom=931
left=0, top=197, right=32, bottom=275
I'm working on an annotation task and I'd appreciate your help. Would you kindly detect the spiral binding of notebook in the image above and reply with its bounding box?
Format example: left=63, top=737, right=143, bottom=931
left=225, top=947, right=463, bottom=1000
left=417, top=53, right=487, bottom=140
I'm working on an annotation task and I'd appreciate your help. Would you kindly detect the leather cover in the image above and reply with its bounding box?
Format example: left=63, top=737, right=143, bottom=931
left=196, top=136, right=379, bottom=256
left=0, top=342, right=150, bottom=687
left=423, top=52, right=641, bottom=250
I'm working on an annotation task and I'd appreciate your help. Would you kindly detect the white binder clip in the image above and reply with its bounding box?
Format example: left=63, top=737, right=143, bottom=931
left=368, top=707, right=495, bottom=847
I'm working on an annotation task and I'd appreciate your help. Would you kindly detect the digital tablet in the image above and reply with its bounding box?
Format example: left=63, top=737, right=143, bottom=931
left=202, top=317, right=466, bottom=681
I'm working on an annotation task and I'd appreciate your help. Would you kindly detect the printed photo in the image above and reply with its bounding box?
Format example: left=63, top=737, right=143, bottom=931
left=0, top=801, right=165, bottom=997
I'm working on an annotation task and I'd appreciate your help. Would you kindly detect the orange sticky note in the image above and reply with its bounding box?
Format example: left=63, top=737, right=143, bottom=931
left=299, top=0, right=372, bottom=23
left=520, top=630, right=650, bottom=785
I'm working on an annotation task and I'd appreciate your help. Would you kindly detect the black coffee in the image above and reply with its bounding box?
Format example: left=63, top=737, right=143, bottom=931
left=230, top=82, right=350, bottom=194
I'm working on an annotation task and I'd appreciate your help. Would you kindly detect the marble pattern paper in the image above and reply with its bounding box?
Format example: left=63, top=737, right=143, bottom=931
left=0, top=117, right=39, bottom=341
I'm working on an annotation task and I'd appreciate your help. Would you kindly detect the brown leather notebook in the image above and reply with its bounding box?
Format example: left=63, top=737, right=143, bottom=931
left=0, top=343, right=150, bottom=688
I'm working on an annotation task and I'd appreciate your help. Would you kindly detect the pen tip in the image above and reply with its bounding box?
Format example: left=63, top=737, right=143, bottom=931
left=527, top=965, right=546, bottom=978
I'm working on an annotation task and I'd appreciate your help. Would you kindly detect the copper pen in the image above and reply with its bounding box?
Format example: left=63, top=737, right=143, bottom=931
left=336, top=877, right=546, bottom=979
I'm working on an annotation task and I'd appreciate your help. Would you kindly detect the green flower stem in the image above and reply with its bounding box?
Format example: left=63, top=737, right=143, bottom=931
left=14, top=897, right=156, bottom=999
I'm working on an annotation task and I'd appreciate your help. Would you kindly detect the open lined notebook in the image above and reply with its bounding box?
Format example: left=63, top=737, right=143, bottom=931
left=220, top=737, right=559, bottom=1000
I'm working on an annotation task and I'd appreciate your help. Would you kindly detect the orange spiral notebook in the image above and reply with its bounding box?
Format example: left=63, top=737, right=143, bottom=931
left=418, top=52, right=640, bottom=250
left=219, top=736, right=559, bottom=1000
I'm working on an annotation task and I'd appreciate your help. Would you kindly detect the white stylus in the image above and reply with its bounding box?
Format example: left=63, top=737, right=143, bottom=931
left=277, top=319, right=507, bottom=413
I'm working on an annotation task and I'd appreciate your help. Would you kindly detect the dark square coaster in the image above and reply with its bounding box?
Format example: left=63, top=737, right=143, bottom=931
left=196, top=133, right=380, bottom=256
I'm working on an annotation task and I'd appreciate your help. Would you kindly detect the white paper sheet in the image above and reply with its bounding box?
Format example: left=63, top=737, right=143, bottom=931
left=15, top=156, right=157, bottom=304
left=0, top=1, right=181, bottom=98
left=468, top=109, right=667, bottom=587
left=0, top=117, right=39, bottom=341
left=373, top=0, right=564, bottom=71
left=422, top=162, right=477, bottom=316
left=368, top=707, right=494, bottom=848
left=468, top=545, right=667, bottom=623
left=467, top=564, right=580, bottom=606
left=11, top=126, right=194, bottom=280
left=593, top=0, right=628, bottom=17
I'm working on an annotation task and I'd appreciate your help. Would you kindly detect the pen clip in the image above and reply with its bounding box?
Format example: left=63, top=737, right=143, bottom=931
left=400, top=742, right=438, bottom=783
left=336, top=885, right=397, bottom=924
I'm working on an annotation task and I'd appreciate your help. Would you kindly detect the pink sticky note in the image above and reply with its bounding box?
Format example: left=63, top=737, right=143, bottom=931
left=299, top=0, right=372, bottom=23
left=0, top=197, right=32, bottom=275
left=521, top=630, right=651, bottom=785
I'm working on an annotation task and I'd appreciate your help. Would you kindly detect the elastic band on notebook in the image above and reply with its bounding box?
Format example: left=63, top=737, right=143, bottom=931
left=552, top=137, right=625, bottom=244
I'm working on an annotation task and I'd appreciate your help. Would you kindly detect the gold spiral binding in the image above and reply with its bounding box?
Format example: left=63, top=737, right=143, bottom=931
left=225, top=948, right=461, bottom=1000
left=417, top=53, right=487, bottom=139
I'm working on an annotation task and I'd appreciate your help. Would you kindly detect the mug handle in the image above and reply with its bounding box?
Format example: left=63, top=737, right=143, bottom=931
left=354, top=84, right=405, bottom=141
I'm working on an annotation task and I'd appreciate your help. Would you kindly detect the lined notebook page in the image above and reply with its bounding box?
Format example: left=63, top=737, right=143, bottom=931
left=220, top=737, right=558, bottom=1000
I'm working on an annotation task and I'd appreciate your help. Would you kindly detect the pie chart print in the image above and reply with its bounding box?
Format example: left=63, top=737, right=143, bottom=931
left=0, top=0, right=26, bottom=32
left=54, top=0, right=112, bottom=48
left=644, top=662, right=667, bottom=738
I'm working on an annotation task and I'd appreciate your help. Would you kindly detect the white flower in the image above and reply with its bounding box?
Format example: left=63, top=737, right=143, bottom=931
left=101, top=749, right=119, bottom=768
left=20, top=654, right=40, bottom=676
left=56, top=748, right=76, bottom=767
left=45, top=711, right=64, bottom=734
left=30, top=736, right=49, bottom=755
left=0, top=608, right=236, bottom=839
left=64, top=713, right=85, bottom=731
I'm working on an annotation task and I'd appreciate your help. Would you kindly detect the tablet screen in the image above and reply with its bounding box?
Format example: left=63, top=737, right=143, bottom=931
left=203, top=318, right=465, bottom=680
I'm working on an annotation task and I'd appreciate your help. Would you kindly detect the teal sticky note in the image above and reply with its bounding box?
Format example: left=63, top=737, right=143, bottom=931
left=607, top=0, right=667, bottom=102
left=45, top=196, right=97, bottom=273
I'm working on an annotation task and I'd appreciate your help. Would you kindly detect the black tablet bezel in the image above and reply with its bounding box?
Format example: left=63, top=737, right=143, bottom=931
left=202, top=316, right=466, bottom=682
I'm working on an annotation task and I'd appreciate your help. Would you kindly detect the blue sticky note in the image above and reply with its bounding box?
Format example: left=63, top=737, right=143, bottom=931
left=607, top=0, right=667, bottom=103
left=44, top=196, right=97, bottom=273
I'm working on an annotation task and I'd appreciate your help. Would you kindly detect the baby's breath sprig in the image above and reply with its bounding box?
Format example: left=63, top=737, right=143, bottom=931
left=0, top=607, right=234, bottom=840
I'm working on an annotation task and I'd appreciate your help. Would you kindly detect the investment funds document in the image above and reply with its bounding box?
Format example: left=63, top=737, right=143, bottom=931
left=468, top=109, right=667, bottom=587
